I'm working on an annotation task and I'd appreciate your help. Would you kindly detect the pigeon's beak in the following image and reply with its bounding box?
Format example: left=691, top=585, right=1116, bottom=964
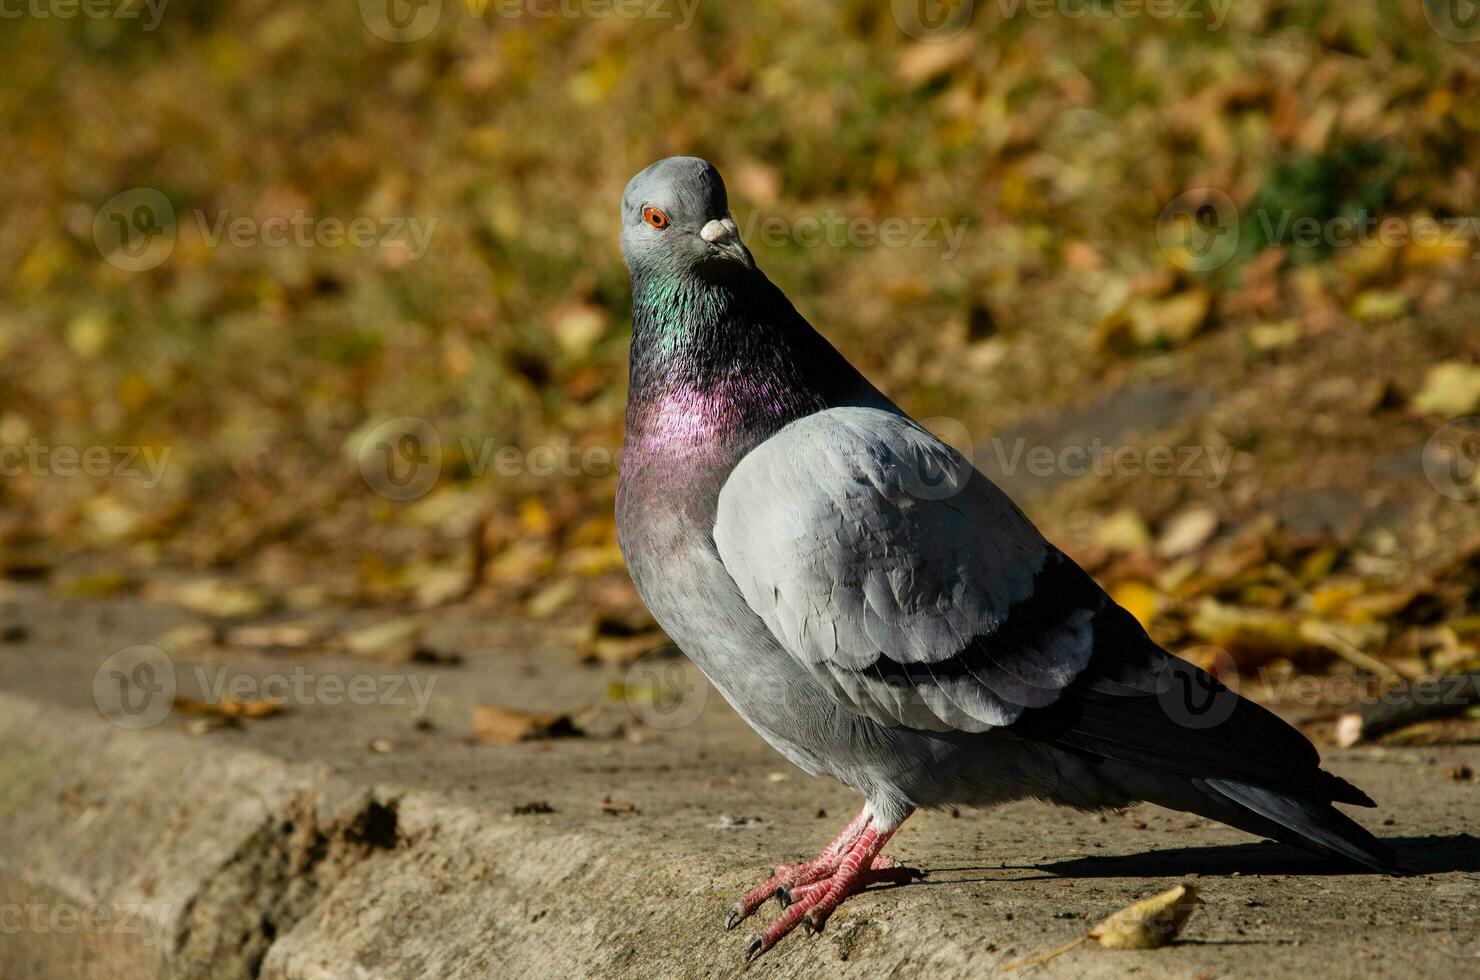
left=700, top=216, right=754, bottom=269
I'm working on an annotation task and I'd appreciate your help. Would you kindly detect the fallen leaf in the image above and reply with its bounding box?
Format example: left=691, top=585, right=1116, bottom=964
left=156, top=623, right=220, bottom=654
left=171, top=579, right=277, bottom=618
left=344, top=618, right=424, bottom=663
left=550, top=302, right=609, bottom=357
left=579, top=613, right=672, bottom=666
left=525, top=578, right=577, bottom=618
left=473, top=704, right=583, bottom=744
left=1089, top=883, right=1199, bottom=949
left=1005, top=883, right=1199, bottom=970
left=1349, top=289, right=1408, bottom=322
left=1111, top=581, right=1160, bottom=631
left=1156, top=507, right=1219, bottom=559
left=896, top=35, right=973, bottom=86
left=599, top=796, right=638, bottom=815
left=56, top=571, right=137, bottom=598
left=1412, top=362, right=1480, bottom=418
left=1095, top=510, right=1151, bottom=553
left=226, top=621, right=326, bottom=650
left=1247, top=320, right=1301, bottom=351
left=173, top=696, right=284, bottom=720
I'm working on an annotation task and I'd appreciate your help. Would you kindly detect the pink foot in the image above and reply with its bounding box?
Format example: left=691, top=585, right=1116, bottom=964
left=725, top=808, right=920, bottom=961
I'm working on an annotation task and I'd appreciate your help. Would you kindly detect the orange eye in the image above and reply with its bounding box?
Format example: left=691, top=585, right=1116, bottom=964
left=642, top=206, right=670, bottom=230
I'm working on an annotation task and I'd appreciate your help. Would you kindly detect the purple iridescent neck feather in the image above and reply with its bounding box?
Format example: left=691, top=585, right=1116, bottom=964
left=621, top=266, right=875, bottom=478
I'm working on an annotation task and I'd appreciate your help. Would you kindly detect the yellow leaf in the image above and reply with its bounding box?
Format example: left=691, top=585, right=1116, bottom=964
left=1089, top=883, right=1200, bottom=949
left=1112, top=581, right=1160, bottom=630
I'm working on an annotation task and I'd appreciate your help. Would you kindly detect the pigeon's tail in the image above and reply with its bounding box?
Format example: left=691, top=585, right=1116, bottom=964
left=1067, top=757, right=1409, bottom=875
left=1193, top=777, right=1409, bottom=875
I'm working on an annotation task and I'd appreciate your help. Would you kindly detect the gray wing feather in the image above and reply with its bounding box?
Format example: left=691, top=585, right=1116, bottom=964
left=714, top=407, right=1094, bottom=733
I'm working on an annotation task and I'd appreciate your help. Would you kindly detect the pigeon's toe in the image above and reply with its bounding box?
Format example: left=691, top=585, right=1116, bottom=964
left=738, top=813, right=917, bottom=960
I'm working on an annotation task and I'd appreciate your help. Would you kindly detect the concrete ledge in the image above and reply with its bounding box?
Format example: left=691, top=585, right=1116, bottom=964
left=2, top=592, right=1478, bottom=978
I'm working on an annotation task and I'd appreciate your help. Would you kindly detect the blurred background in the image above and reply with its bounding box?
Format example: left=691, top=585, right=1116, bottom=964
left=1, top=0, right=1479, bottom=712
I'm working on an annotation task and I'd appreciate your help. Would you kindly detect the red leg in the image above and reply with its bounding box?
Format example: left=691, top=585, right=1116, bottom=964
left=725, top=807, right=869, bottom=929
left=740, top=810, right=919, bottom=962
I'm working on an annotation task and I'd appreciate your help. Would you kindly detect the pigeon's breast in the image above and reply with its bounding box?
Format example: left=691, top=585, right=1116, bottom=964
left=616, top=458, right=843, bottom=776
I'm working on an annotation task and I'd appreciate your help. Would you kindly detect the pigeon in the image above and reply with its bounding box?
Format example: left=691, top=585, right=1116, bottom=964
left=614, top=156, right=1403, bottom=961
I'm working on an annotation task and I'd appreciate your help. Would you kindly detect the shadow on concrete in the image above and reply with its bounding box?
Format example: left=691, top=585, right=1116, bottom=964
left=934, top=834, right=1480, bottom=879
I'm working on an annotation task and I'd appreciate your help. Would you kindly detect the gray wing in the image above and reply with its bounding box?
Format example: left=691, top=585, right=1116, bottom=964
left=713, top=406, right=1103, bottom=733
left=714, top=408, right=1399, bottom=873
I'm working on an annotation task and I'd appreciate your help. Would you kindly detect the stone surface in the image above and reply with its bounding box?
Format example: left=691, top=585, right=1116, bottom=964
left=1, top=587, right=1478, bottom=978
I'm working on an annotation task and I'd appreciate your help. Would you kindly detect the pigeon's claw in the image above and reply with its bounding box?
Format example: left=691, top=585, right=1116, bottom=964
left=738, top=814, right=912, bottom=961
left=725, top=807, right=870, bottom=929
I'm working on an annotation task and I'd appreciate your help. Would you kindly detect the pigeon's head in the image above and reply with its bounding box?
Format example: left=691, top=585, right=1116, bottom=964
left=620, top=156, right=755, bottom=278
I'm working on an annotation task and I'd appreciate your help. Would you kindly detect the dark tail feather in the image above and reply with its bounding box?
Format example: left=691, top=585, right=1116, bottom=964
left=1201, top=777, right=1410, bottom=875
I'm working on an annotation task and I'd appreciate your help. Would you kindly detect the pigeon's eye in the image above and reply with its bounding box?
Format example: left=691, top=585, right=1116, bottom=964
left=642, top=206, right=670, bottom=230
